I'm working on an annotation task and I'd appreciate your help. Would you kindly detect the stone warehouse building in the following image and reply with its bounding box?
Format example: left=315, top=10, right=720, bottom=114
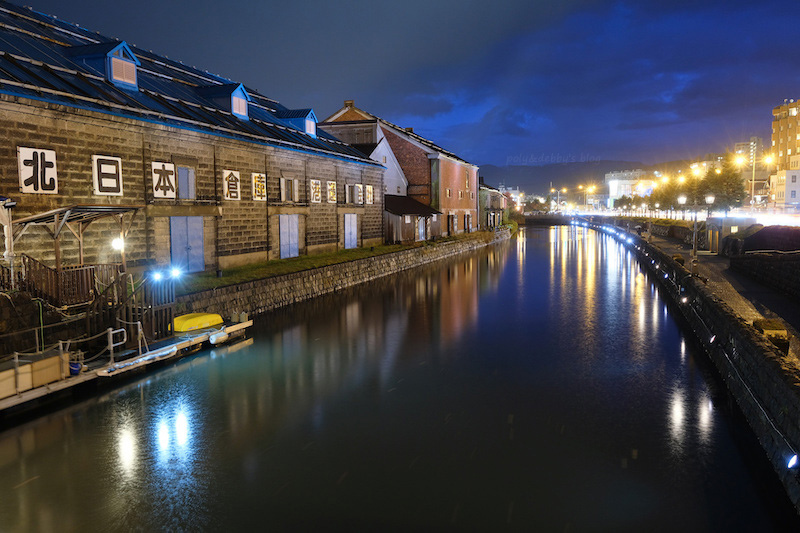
left=319, top=100, right=478, bottom=239
left=0, top=2, right=384, bottom=278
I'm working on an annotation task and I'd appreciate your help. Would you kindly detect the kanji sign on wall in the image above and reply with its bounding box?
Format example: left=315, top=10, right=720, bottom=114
left=252, top=173, right=267, bottom=201
left=18, top=146, right=58, bottom=194
left=152, top=161, right=176, bottom=199
left=310, top=179, right=321, bottom=203
left=223, top=170, right=240, bottom=200
left=92, top=155, right=123, bottom=196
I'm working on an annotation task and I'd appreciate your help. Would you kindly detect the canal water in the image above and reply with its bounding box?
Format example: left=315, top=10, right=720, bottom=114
left=1, top=226, right=798, bottom=531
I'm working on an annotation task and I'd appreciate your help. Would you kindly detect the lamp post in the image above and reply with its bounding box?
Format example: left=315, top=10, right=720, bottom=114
left=737, top=153, right=774, bottom=212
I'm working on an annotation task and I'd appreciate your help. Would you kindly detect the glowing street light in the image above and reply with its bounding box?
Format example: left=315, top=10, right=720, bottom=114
left=736, top=152, right=775, bottom=212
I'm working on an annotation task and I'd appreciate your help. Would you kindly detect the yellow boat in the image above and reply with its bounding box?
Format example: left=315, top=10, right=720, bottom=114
left=173, top=312, right=224, bottom=332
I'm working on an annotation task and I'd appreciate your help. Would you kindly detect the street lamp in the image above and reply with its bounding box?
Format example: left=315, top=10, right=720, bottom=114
left=678, top=194, right=687, bottom=220
left=736, top=153, right=774, bottom=212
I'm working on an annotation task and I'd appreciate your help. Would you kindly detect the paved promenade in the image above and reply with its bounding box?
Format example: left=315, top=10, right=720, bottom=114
left=648, top=233, right=800, bottom=338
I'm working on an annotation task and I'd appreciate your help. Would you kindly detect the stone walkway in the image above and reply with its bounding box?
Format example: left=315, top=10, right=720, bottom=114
left=648, top=234, right=800, bottom=338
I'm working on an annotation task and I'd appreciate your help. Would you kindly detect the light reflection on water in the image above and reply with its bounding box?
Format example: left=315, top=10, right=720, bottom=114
left=0, top=227, right=797, bottom=531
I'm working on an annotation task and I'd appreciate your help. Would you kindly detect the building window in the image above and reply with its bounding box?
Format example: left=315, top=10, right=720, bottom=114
left=365, top=185, right=374, bottom=204
left=310, top=179, right=322, bottom=203
left=446, top=188, right=451, bottom=198
left=458, top=190, right=463, bottom=199
left=382, top=156, right=387, bottom=164
left=280, top=177, right=299, bottom=203
left=232, top=95, right=248, bottom=118
left=346, top=184, right=363, bottom=204
left=305, top=118, right=316, bottom=136
left=327, top=180, right=337, bottom=203
left=793, top=176, right=797, bottom=183
left=111, top=56, right=136, bottom=86
left=432, top=214, right=437, bottom=221
left=396, top=186, right=400, bottom=193
left=470, top=191, right=475, bottom=199
left=792, top=190, right=797, bottom=199
left=404, top=215, right=411, bottom=224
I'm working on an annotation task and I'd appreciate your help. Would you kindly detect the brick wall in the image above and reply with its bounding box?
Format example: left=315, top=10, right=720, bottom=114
left=380, top=126, right=431, bottom=204
left=439, top=157, right=478, bottom=232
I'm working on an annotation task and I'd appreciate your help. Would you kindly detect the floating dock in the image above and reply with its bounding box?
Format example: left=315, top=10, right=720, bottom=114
left=0, top=319, right=252, bottom=414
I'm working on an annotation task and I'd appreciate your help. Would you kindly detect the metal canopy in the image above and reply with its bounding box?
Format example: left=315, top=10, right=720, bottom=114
left=10, top=204, right=143, bottom=269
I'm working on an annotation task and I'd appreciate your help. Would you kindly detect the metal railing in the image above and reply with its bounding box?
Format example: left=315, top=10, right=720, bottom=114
left=19, top=254, right=121, bottom=307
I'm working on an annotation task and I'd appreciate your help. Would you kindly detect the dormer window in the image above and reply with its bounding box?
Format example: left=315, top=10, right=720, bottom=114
left=232, top=95, right=248, bottom=119
left=68, top=41, right=140, bottom=91
left=196, top=83, right=250, bottom=120
left=110, top=56, right=136, bottom=86
left=276, top=109, right=318, bottom=138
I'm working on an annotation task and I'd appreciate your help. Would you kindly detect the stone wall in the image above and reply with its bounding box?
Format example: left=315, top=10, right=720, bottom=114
left=177, top=229, right=510, bottom=319
left=730, top=254, right=800, bottom=301
left=618, top=229, right=800, bottom=513
left=0, top=94, right=385, bottom=272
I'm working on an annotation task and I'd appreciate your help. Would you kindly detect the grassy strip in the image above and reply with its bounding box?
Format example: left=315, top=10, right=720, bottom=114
left=176, top=231, right=495, bottom=296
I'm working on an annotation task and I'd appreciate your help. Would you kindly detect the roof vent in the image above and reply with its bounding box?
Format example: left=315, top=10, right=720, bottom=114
left=404, top=127, right=414, bottom=133
left=344, top=99, right=354, bottom=107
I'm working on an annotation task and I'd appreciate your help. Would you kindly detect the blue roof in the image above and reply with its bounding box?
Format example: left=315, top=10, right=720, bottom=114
left=0, top=2, right=377, bottom=165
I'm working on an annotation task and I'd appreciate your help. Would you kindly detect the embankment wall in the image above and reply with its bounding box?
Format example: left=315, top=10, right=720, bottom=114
left=177, top=229, right=510, bottom=318
left=610, top=225, right=800, bottom=512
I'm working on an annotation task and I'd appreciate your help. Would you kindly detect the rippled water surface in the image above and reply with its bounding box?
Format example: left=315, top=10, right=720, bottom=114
left=1, top=226, right=798, bottom=531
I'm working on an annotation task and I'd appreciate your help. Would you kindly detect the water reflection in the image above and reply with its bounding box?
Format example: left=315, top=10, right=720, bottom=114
left=0, top=230, right=796, bottom=530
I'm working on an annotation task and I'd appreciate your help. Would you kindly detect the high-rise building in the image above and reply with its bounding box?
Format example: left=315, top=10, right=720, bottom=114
left=733, top=137, right=764, bottom=166
left=772, top=100, right=800, bottom=172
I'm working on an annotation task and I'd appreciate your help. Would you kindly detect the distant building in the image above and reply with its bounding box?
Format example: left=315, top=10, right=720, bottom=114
left=770, top=100, right=800, bottom=208
left=770, top=169, right=800, bottom=208
left=320, top=100, right=478, bottom=237
left=497, top=184, right=524, bottom=210
left=772, top=100, right=800, bottom=172
left=604, top=169, right=649, bottom=207
left=733, top=137, right=764, bottom=166
left=479, top=183, right=507, bottom=229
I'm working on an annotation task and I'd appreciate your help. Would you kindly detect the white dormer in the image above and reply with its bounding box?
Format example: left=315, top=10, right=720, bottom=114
left=305, top=118, right=316, bottom=137
left=196, top=83, right=251, bottom=120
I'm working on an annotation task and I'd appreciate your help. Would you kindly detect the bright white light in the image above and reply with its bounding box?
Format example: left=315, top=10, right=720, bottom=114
left=171, top=268, right=181, bottom=279
left=709, top=335, right=716, bottom=344
left=176, top=411, right=189, bottom=446
left=681, top=297, right=688, bottom=304
left=789, top=455, right=798, bottom=469
left=111, top=237, right=124, bottom=251
left=158, top=421, right=169, bottom=450
left=118, top=429, right=136, bottom=473
left=152, top=272, right=163, bottom=281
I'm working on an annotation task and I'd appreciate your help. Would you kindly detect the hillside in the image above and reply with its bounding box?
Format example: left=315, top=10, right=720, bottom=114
left=479, top=159, right=694, bottom=195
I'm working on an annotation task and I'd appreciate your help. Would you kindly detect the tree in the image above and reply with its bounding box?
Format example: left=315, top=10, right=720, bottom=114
left=700, top=158, right=746, bottom=214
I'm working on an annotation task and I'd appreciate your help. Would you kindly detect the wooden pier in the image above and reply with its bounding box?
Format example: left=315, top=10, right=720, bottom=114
left=0, top=319, right=252, bottom=414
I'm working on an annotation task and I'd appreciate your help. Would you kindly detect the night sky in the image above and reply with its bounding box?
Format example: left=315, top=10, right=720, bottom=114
left=17, top=0, right=800, bottom=167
